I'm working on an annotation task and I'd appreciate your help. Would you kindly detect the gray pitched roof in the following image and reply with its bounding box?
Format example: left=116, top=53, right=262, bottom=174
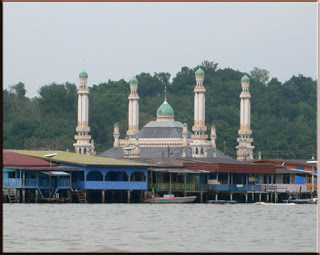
left=132, top=121, right=192, bottom=139
left=99, top=146, right=231, bottom=159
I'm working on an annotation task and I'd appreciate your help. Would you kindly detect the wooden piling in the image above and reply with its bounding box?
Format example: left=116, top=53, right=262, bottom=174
left=230, top=193, right=233, bottom=201
left=245, top=193, right=248, bottom=203
left=200, top=191, right=203, bottom=203
left=22, top=189, right=26, bottom=203
left=127, top=190, right=131, bottom=203
left=215, top=193, right=218, bottom=201
left=35, top=189, right=38, bottom=203
left=101, top=190, right=105, bottom=203
left=259, top=193, right=262, bottom=202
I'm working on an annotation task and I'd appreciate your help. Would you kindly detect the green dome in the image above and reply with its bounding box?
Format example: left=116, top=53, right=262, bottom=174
left=130, top=77, right=138, bottom=84
left=241, top=75, right=250, bottom=83
left=195, top=68, right=205, bottom=76
left=157, top=100, right=174, bottom=116
left=79, top=71, right=88, bottom=78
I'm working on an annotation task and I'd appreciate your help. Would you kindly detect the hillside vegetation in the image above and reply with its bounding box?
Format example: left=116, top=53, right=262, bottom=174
left=3, top=61, right=317, bottom=159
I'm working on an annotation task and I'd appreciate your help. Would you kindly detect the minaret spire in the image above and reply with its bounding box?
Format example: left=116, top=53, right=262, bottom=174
left=190, top=68, right=209, bottom=158
left=127, top=77, right=140, bottom=137
left=164, top=85, right=167, bottom=101
left=73, top=69, right=96, bottom=155
left=236, top=75, right=254, bottom=161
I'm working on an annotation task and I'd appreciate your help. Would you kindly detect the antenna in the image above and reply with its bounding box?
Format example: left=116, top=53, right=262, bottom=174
left=164, top=85, right=167, bottom=101
left=83, top=57, right=85, bottom=71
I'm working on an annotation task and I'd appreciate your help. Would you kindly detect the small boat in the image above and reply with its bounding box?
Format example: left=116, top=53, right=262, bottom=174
left=283, top=198, right=317, bottom=204
left=207, top=200, right=238, bottom=204
left=144, top=194, right=196, bottom=203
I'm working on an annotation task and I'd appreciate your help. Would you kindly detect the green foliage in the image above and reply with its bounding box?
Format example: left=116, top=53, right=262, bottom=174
left=3, top=63, right=317, bottom=159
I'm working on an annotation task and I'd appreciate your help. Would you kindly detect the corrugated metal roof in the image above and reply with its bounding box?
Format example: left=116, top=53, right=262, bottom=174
left=3, top=150, right=58, bottom=167
left=42, top=171, right=70, bottom=176
left=11, top=150, right=148, bottom=167
left=100, top=146, right=229, bottom=159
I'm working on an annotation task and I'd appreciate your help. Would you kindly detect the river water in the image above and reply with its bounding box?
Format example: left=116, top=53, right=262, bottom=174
left=3, top=203, right=317, bottom=252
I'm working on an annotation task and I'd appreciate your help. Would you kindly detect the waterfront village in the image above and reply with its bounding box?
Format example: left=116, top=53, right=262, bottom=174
left=3, top=69, right=317, bottom=204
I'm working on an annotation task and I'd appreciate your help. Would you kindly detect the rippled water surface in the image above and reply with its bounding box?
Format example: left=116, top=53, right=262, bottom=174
left=3, top=203, right=316, bottom=252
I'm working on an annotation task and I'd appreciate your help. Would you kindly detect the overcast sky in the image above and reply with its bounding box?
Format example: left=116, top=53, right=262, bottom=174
left=3, top=2, right=317, bottom=98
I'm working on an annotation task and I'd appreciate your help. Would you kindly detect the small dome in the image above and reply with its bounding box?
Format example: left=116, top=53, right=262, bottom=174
left=183, top=123, right=188, bottom=127
left=195, top=68, right=205, bottom=76
left=241, top=75, right=250, bottom=83
left=130, top=77, right=138, bottom=84
left=79, top=71, right=88, bottom=78
left=157, top=100, right=174, bottom=116
left=114, top=123, right=118, bottom=127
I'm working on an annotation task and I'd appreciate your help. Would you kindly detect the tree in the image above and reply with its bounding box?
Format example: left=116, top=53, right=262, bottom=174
left=250, top=67, right=270, bottom=86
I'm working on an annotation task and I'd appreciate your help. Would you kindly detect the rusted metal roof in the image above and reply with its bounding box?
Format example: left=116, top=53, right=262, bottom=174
left=3, top=150, right=58, bottom=167
left=184, top=162, right=276, bottom=174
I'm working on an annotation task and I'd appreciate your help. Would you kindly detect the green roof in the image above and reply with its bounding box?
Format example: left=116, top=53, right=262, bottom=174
left=130, top=77, right=138, bottom=84
left=79, top=71, right=88, bottom=78
left=11, top=150, right=148, bottom=167
left=241, top=75, right=250, bottom=82
left=195, top=68, right=205, bottom=76
left=157, top=100, right=174, bottom=116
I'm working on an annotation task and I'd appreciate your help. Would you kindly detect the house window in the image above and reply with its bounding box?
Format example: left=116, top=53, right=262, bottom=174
left=283, top=174, right=290, bottom=184
left=8, top=172, right=16, bottom=178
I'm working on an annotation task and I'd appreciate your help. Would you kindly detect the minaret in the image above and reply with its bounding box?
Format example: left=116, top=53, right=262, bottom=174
left=127, top=77, right=140, bottom=137
left=182, top=123, right=189, bottom=146
left=191, top=68, right=209, bottom=158
left=236, top=75, right=254, bottom=161
left=73, top=70, right=95, bottom=155
left=113, top=123, right=120, bottom=147
left=211, top=124, right=217, bottom=157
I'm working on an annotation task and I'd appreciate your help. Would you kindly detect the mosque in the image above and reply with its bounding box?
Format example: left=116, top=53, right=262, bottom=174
left=73, top=68, right=255, bottom=161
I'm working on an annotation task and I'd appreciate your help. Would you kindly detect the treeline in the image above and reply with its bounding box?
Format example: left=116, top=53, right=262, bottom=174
left=3, top=61, right=317, bottom=159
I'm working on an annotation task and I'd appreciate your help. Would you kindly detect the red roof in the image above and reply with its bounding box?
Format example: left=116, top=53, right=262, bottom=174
left=3, top=150, right=58, bottom=167
left=184, top=162, right=276, bottom=174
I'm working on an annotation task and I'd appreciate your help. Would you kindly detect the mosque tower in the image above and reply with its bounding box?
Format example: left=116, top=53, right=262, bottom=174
left=73, top=70, right=96, bottom=155
left=236, top=75, right=254, bottom=161
left=127, top=77, right=140, bottom=137
left=191, top=68, right=209, bottom=157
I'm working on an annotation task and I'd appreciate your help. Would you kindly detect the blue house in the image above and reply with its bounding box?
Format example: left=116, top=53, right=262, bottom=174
left=10, top=150, right=149, bottom=203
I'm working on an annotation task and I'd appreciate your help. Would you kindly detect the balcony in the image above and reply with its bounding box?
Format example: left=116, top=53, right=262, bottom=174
left=209, top=184, right=261, bottom=192
left=153, top=183, right=196, bottom=191
left=261, top=184, right=309, bottom=193
left=83, top=181, right=147, bottom=190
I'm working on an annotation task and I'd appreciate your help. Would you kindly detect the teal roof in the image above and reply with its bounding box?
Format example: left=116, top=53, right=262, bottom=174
left=157, top=100, right=174, bottom=116
left=195, top=68, right=205, bottom=76
left=241, top=75, right=250, bottom=82
left=130, top=77, right=138, bottom=84
left=79, top=71, right=88, bottom=78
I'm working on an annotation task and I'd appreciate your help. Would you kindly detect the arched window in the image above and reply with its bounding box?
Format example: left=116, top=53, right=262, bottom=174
left=83, top=148, right=86, bottom=154
left=200, top=147, right=203, bottom=155
left=105, top=171, right=129, bottom=181
left=196, top=148, right=199, bottom=154
left=86, top=170, right=103, bottom=181
left=131, top=171, right=146, bottom=182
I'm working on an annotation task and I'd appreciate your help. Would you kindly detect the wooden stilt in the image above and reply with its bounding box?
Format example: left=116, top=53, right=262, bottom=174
left=245, top=193, right=248, bottom=203
left=127, top=190, right=131, bottom=203
left=101, top=190, right=105, bottom=203
left=215, top=193, right=218, bottom=201
left=259, top=193, right=262, bottom=202
left=200, top=191, right=203, bottom=203
left=230, top=193, right=233, bottom=201
left=22, top=189, right=26, bottom=203
left=35, top=189, right=38, bottom=203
